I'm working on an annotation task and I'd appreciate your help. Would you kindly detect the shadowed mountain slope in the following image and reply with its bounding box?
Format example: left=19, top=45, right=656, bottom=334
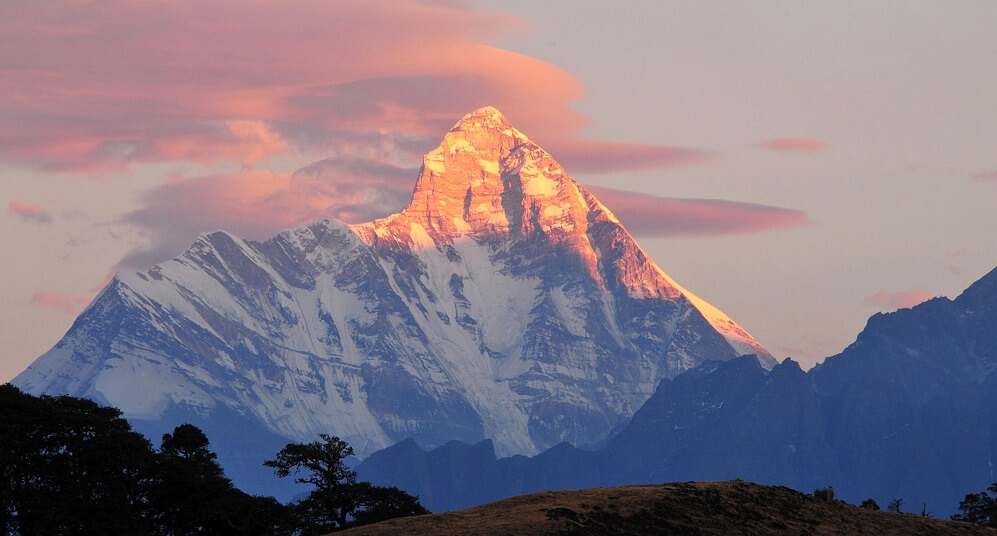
left=357, top=268, right=997, bottom=516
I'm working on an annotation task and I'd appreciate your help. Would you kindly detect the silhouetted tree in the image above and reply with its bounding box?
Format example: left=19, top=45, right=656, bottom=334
left=266, top=434, right=359, bottom=532
left=952, top=483, right=997, bottom=527
left=152, top=423, right=291, bottom=535
left=0, top=383, right=154, bottom=534
left=349, top=482, right=429, bottom=526
left=1, top=385, right=290, bottom=535
left=266, top=434, right=427, bottom=533
left=887, top=498, right=904, bottom=513
left=152, top=424, right=237, bottom=533
left=860, top=498, right=880, bottom=510
left=813, top=486, right=834, bottom=502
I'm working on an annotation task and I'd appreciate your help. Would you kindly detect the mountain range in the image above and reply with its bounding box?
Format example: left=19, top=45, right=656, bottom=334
left=12, top=107, right=772, bottom=495
left=16, top=106, right=991, bottom=516
left=355, top=266, right=997, bottom=515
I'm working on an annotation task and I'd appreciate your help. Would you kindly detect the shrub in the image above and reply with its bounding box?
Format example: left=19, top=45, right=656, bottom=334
left=860, top=498, right=880, bottom=511
left=813, top=486, right=835, bottom=502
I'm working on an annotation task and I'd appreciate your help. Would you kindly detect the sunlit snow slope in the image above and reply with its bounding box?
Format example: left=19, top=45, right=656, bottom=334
left=14, top=107, right=773, bottom=459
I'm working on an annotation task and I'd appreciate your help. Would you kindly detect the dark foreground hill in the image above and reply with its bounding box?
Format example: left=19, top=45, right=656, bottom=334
left=341, top=481, right=995, bottom=536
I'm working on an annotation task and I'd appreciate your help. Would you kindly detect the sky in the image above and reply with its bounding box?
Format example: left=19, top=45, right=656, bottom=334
left=1, top=0, right=995, bottom=383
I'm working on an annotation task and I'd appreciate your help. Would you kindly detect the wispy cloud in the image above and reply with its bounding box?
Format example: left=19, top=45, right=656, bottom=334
left=8, top=200, right=53, bottom=224
left=586, top=186, right=810, bottom=237
left=863, top=290, right=933, bottom=311
left=758, top=138, right=829, bottom=153
left=969, top=170, right=997, bottom=182
left=546, top=140, right=710, bottom=174
left=118, top=159, right=812, bottom=269
left=118, top=158, right=416, bottom=268
left=0, top=1, right=717, bottom=176
left=31, top=291, right=90, bottom=314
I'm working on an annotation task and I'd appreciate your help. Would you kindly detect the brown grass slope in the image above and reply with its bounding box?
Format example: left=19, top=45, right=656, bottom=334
left=341, top=480, right=996, bottom=535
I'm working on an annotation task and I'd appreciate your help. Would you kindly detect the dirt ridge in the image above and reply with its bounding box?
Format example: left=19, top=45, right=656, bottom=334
left=341, top=480, right=996, bottom=535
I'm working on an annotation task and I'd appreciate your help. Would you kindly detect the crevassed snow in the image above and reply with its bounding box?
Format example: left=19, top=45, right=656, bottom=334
left=478, top=158, right=500, bottom=175
left=447, top=137, right=475, bottom=153
left=542, top=204, right=567, bottom=220
left=408, top=222, right=436, bottom=250
left=521, top=169, right=559, bottom=196
left=424, top=148, right=446, bottom=174
left=452, top=216, right=471, bottom=233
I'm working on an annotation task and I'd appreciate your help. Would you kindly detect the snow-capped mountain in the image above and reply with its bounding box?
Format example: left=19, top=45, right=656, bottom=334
left=13, top=107, right=772, bottom=463
left=356, top=266, right=997, bottom=516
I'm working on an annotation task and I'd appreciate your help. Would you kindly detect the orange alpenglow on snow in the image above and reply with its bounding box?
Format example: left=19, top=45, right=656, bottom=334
left=354, top=106, right=772, bottom=361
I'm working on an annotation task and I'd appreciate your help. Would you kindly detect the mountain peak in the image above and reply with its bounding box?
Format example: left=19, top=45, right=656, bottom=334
left=352, top=107, right=773, bottom=364
left=14, top=107, right=774, bottom=476
left=452, top=106, right=512, bottom=131
left=360, top=104, right=586, bottom=245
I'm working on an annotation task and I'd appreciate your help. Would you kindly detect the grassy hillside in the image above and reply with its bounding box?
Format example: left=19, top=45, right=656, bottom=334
left=341, top=480, right=996, bottom=535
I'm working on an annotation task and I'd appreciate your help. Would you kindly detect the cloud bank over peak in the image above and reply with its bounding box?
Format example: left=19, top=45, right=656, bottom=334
left=0, top=0, right=709, bottom=177
left=118, top=153, right=810, bottom=270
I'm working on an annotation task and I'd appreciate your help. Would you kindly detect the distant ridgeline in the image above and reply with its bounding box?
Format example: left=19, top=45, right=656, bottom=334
left=357, top=267, right=997, bottom=516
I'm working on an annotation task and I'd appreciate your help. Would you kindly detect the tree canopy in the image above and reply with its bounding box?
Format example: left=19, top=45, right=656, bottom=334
left=1, top=383, right=154, bottom=534
left=2, top=384, right=426, bottom=535
left=952, top=483, right=997, bottom=527
left=266, top=434, right=428, bottom=534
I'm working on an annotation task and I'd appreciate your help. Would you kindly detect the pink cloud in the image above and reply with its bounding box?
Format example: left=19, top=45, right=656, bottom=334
left=863, top=290, right=934, bottom=311
left=545, top=140, right=711, bottom=174
left=0, top=1, right=719, bottom=177
left=30, top=270, right=116, bottom=314
left=586, top=186, right=810, bottom=237
left=119, top=158, right=416, bottom=268
left=0, top=0, right=595, bottom=172
left=119, top=160, right=811, bottom=269
left=31, top=291, right=90, bottom=314
left=970, top=170, right=997, bottom=181
left=758, top=138, right=830, bottom=152
left=8, top=200, right=53, bottom=224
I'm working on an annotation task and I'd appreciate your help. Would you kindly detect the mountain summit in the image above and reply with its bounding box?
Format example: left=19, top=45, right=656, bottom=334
left=14, top=107, right=772, bottom=486
left=356, top=107, right=769, bottom=359
left=364, top=105, right=588, bottom=242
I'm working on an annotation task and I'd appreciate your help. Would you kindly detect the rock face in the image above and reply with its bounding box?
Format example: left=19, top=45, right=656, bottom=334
left=356, top=267, right=997, bottom=516
left=13, top=107, right=771, bottom=490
